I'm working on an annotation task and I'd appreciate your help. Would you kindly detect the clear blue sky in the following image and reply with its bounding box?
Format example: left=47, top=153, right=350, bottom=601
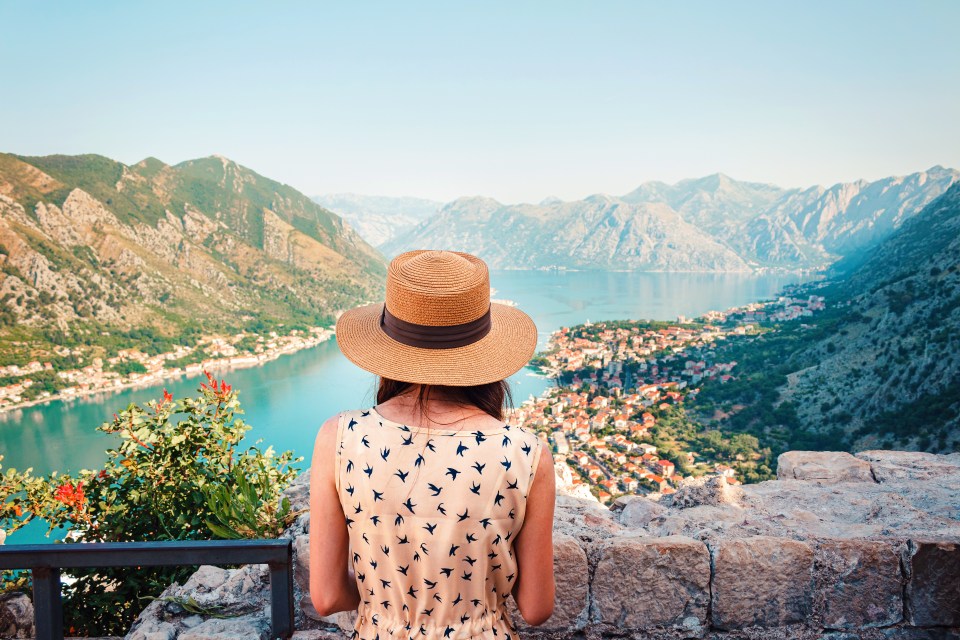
left=2, top=1, right=958, bottom=203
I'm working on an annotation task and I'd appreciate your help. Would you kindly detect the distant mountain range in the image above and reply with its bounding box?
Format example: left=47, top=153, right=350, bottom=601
left=0, top=153, right=385, bottom=362
left=312, top=193, right=441, bottom=247
left=317, top=167, right=958, bottom=271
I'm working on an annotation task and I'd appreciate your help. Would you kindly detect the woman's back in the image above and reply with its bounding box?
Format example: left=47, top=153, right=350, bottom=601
left=335, top=406, right=544, bottom=640
left=310, top=251, right=554, bottom=635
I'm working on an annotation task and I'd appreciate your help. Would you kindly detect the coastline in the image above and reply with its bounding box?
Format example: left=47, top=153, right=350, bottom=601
left=0, top=328, right=335, bottom=417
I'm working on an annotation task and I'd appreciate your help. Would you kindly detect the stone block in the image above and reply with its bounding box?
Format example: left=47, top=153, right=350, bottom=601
left=619, top=496, right=668, bottom=528
left=815, top=539, right=903, bottom=629
left=507, top=533, right=589, bottom=631
left=592, top=535, right=710, bottom=631
left=778, top=451, right=874, bottom=483
left=711, top=536, right=814, bottom=630
left=856, top=450, right=960, bottom=484
left=906, top=540, right=960, bottom=627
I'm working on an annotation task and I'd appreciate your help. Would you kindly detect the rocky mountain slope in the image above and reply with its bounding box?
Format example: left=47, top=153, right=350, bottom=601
left=386, top=194, right=753, bottom=271
left=381, top=167, right=957, bottom=271
left=0, top=153, right=386, bottom=363
left=312, top=193, right=441, bottom=248
left=781, top=182, right=960, bottom=451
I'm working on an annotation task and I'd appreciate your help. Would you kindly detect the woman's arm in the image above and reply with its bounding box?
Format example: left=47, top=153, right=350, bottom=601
left=309, top=414, right=361, bottom=616
left=511, top=442, right=556, bottom=625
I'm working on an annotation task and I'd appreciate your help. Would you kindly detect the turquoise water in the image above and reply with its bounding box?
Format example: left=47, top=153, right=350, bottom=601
left=1, top=269, right=810, bottom=542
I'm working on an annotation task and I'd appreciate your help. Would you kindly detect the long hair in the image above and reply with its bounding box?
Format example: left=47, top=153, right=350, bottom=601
left=376, top=378, right=513, bottom=422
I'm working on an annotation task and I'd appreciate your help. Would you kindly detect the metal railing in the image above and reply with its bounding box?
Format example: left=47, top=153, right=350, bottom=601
left=0, top=539, right=294, bottom=639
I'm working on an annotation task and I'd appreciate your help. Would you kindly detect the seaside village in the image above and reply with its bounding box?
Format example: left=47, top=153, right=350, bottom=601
left=508, top=292, right=826, bottom=503
left=0, top=327, right=333, bottom=410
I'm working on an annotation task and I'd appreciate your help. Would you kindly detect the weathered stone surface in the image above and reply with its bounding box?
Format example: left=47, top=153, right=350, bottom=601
left=291, top=631, right=349, bottom=640
left=815, top=539, right=902, bottom=629
left=284, top=469, right=312, bottom=513
left=294, top=534, right=310, bottom=592
left=178, top=616, right=269, bottom=640
left=711, top=536, right=814, bottom=630
left=906, top=540, right=960, bottom=627
left=507, top=533, right=589, bottom=631
left=857, top=450, right=960, bottom=484
left=880, top=629, right=960, bottom=639
left=668, top=475, right=744, bottom=508
left=778, top=451, right=874, bottom=483
left=126, top=617, right=178, bottom=640
left=552, top=494, right=623, bottom=541
left=620, top=495, right=668, bottom=528
left=0, top=593, right=33, bottom=639
left=592, top=535, right=709, bottom=630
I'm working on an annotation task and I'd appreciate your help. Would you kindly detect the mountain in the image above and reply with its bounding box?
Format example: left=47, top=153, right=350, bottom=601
left=622, top=172, right=787, bottom=236
left=383, top=194, right=752, bottom=271
left=784, top=182, right=960, bottom=450
left=0, top=153, right=386, bottom=363
left=384, top=168, right=958, bottom=271
left=736, top=166, right=959, bottom=268
left=312, top=193, right=441, bottom=248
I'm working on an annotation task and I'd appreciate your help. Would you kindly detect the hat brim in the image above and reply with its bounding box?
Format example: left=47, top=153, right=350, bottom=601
left=335, top=302, right=539, bottom=386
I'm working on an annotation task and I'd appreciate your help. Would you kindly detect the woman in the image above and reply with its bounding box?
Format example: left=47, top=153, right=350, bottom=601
left=309, top=249, right=556, bottom=640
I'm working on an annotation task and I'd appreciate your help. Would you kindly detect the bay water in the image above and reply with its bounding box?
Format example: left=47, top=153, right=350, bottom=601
left=1, top=270, right=810, bottom=542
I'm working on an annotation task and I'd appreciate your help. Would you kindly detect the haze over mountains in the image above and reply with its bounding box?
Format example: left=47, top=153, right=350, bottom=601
left=312, top=193, right=441, bottom=247
left=317, top=167, right=958, bottom=271
left=0, top=153, right=384, bottom=361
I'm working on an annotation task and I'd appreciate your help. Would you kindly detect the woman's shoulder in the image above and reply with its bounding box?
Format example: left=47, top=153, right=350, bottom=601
left=316, top=408, right=369, bottom=439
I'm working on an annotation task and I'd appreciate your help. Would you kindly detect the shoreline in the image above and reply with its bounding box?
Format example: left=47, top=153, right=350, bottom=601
left=0, top=329, right=335, bottom=417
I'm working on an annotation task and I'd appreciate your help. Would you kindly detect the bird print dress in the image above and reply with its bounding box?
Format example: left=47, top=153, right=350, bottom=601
left=335, top=407, right=545, bottom=640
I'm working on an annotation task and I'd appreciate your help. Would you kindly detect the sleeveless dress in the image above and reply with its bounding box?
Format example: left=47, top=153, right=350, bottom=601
left=335, top=407, right=545, bottom=640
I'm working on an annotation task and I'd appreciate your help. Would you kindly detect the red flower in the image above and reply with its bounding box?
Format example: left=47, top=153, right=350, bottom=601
left=156, top=388, right=174, bottom=414
left=54, top=481, right=86, bottom=510
left=201, top=370, right=233, bottom=402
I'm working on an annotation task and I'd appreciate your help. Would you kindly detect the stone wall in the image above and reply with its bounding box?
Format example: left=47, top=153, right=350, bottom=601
left=113, top=450, right=960, bottom=639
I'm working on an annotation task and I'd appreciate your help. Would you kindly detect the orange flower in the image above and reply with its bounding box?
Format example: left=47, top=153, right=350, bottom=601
left=12, top=504, right=23, bottom=517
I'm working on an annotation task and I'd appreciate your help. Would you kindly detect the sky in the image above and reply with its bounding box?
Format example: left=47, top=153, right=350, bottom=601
left=2, top=1, right=959, bottom=204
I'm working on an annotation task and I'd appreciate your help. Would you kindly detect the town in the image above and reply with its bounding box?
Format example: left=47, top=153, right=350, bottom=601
left=0, top=327, right=334, bottom=413
left=509, top=292, right=826, bottom=503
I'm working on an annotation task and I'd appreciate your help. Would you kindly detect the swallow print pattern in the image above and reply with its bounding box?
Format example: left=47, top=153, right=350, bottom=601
left=335, top=407, right=544, bottom=640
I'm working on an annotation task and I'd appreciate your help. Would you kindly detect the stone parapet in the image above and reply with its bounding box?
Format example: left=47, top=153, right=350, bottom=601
left=114, top=450, right=960, bottom=639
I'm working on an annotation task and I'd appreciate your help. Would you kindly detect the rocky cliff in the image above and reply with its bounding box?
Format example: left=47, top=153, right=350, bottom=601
left=103, top=450, right=960, bottom=640
left=0, top=153, right=386, bottom=362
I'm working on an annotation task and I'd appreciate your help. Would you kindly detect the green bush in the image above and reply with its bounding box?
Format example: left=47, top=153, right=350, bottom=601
left=0, top=372, right=302, bottom=634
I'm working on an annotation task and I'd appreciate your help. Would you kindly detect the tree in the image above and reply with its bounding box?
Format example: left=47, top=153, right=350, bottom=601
left=0, top=372, right=302, bottom=634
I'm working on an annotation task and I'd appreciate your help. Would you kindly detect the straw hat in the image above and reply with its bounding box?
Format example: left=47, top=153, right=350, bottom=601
left=335, top=250, right=538, bottom=386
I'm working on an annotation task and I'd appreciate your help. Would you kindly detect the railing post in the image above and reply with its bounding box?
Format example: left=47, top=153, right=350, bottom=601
left=269, top=552, right=294, bottom=638
left=33, top=566, right=63, bottom=640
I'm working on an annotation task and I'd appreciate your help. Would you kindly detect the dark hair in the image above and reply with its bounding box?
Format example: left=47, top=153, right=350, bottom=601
left=376, top=378, right=513, bottom=422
